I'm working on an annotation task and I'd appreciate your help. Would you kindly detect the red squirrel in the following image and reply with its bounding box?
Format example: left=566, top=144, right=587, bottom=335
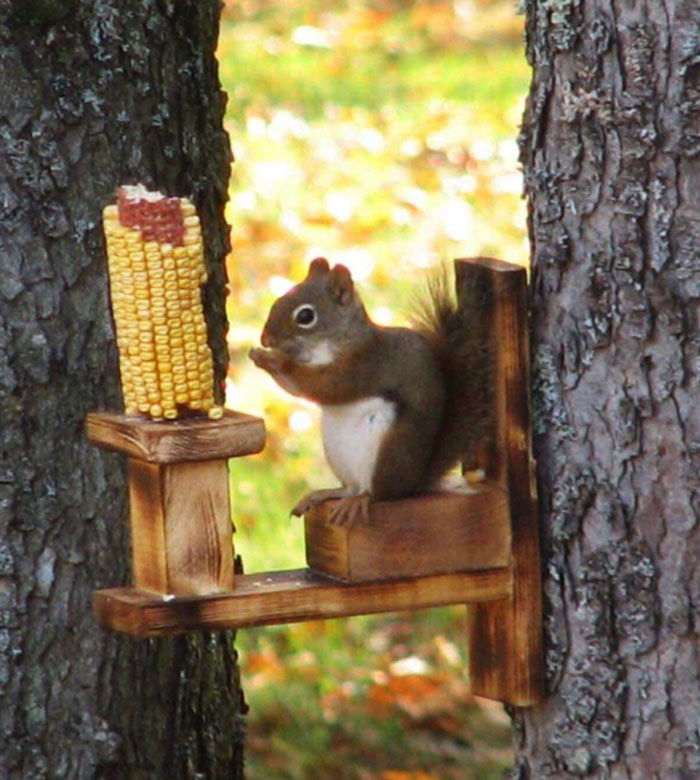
left=249, top=258, right=492, bottom=526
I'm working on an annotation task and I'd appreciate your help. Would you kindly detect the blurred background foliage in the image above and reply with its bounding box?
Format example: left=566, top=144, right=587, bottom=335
left=219, top=0, right=529, bottom=777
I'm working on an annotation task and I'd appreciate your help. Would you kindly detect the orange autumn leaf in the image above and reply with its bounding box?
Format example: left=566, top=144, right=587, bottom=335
left=244, top=650, right=286, bottom=686
left=409, top=4, right=456, bottom=33
left=320, top=687, right=353, bottom=722
left=345, top=7, right=392, bottom=36
left=367, top=673, right=469, bottom=722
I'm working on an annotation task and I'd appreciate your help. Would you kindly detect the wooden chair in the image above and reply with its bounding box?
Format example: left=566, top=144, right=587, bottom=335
left=86, top=257, right=543, bottom=707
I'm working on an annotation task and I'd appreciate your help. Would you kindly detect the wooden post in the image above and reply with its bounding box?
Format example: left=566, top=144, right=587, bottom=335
left=456, top=258, right=544, bottom=706
left=86, top=410, right=265, bottom=596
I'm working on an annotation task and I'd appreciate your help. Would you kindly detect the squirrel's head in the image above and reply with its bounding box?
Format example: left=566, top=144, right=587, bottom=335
left=260, top=258, right=369, bottom=365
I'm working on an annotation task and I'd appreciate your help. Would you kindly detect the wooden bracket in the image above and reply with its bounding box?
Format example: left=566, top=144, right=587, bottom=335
left=87, top=257, right=543, bottom=707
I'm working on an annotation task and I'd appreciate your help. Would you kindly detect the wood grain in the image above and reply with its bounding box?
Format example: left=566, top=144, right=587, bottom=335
left=92, top=567, right=512, bottom=637
left=127, top=459, right=169, bottom=593
left=86, top=258, right=542, bottom=710
left=85, top=409, right=265, bottom=463
left=127, top=458, right=234, bottom=596
left=305, top=487, right=511, bottom=581
left=456, top=258, right=544, bottom=706
left=162, top=460, right=234, bottom=595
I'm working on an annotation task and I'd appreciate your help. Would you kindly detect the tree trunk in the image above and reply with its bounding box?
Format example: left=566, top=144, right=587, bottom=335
left=0, top=3, right=245, bottom=779
left=516, top=1, right=700, bottom=778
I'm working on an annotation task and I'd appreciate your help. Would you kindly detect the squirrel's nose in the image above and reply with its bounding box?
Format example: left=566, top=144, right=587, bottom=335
left=261, top=327, right=273, bottom=348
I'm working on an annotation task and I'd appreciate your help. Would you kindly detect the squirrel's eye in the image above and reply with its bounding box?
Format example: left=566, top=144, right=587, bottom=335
left=293, top=304, right=317, bottom=328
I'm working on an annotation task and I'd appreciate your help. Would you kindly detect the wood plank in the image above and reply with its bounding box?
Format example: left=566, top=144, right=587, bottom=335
left=85, top=409, right=265, bottom=463
left=305, top=487, right=511, bottom=581
left=92, top=567, right=512, bottom=637
left=162, top=460, right=234, bottom=595
left=456, top=258, right=544, bottom=706
left=127, top=459, right=168, bottom=593
left=127, top=458, right=234, bottom=596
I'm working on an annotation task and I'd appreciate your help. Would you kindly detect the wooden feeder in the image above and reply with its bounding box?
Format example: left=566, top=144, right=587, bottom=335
left=87, top=257, right=543, bottom=707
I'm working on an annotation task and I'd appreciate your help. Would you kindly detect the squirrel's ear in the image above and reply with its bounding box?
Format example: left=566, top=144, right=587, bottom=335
left=307, top=257, right=330, bottom=279
left=328, top=264, right=354, bottom=305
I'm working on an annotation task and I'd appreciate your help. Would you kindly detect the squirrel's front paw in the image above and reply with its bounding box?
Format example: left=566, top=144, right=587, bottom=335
left=249, top=347, right=284, bottom=373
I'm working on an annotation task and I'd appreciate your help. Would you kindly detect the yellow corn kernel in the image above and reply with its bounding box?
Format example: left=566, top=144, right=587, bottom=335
left=103, top=189, right=219, bottom=421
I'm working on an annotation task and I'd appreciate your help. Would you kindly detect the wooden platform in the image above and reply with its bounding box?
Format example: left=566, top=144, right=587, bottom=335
left=93, top=567, right=511, bottom=637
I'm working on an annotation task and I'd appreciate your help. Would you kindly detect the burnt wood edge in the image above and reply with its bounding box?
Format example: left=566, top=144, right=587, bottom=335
left=455, top=256, right=545, bottom=706
left=92, top=567, right=513, bottom=637
left=85, top=409, right=266, bottom=463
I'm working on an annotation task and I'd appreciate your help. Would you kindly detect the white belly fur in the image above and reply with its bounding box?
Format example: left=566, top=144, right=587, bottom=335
left=321, top=397, right=397, bottom=494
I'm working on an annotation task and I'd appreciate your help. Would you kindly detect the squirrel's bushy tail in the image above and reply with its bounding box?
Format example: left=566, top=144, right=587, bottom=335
left=411, top=264, right=495, bottom=486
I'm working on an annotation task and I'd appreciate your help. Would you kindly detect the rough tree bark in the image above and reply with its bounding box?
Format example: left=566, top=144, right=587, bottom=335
left=0, top=2, right=245, bottom=779
left=515, top=1, right=700, bottom=778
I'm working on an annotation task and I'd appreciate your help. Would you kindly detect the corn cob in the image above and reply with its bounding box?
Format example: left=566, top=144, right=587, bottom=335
left=103, top=184, right=223, bottom=421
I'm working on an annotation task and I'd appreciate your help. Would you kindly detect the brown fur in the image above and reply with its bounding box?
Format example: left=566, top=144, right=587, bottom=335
left=250, top=259, right=492, bottom=500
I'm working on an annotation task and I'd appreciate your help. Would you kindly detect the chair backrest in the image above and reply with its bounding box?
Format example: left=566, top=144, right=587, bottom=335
left=456, top=257, right=543, bottom=706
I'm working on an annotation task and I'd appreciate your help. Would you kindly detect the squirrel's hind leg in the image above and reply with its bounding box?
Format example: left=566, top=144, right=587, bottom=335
left=327, top=493, right=371, bottom=527
left=292, top=489, right=371, bottom=527
left=370, top=416, right=435, bottom=501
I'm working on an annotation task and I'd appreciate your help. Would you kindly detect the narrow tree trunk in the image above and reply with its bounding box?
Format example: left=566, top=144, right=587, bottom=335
left=0, top=3, right=244, bottom=778
left=517, top=1, right=700, bottom=778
